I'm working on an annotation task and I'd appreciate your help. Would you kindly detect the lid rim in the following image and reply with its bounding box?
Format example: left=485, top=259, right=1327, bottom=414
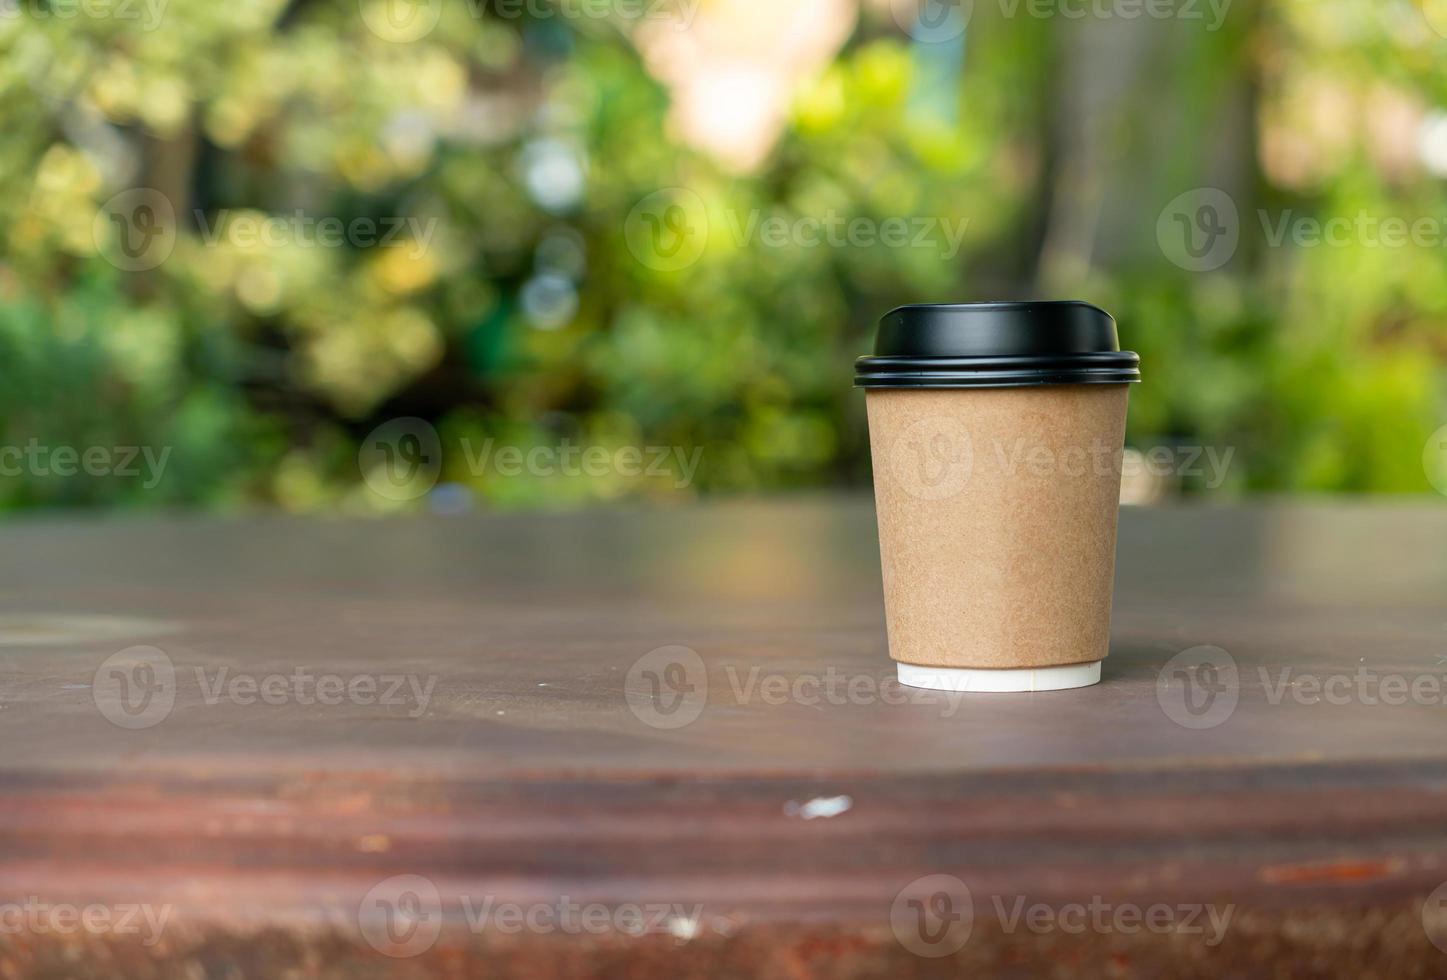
left=855, top=352, right=1140, bottom=389
left=857, top=300, right=1140, bottom=388
left=855, top=378, right=1141, bottom=389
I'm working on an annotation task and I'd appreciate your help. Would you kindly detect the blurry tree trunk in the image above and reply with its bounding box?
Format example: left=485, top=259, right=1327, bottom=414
left=147, top=127, right=197, bottom=228
left=1035, top=7, right=1260, bottom=292
left=126, top=126, right=197, bottom=301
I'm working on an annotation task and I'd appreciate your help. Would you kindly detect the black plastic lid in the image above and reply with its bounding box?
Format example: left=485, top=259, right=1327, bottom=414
left=854, top=301, right=1141, bottom=389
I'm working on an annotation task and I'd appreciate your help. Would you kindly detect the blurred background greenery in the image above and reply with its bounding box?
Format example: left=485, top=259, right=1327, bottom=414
left=1, top=0, right=1445, bottom=512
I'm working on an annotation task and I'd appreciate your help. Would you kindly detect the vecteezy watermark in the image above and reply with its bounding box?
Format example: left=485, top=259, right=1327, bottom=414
left=625, top=645, right=708, bottom=730
left=92, top=646, right=177, bottom=730
left=93, top=190, right=439, bottom=271
left=885, top=420, right=1234, bottom=502
left=722, top=666, right=967, bottom=718
left=357, top=874, right=704, bottom=958
left=358, top=0, right=442, bottom=41
left=1260, top=666, right=1447, bottom=708
left=1156, top=187, right=1241, bottom=272
left=1155, top=646, right=1447, bottom=729
left=194, top=211, right=438, bottom=260
left=490, top=0, right=698, bottom=27
left=0, top=0, right=168, bottom=30
left=889, top=0, right=1231, bottom=42
left=624, top=187, right=710, bottom=273
left=886, top=416, right=975, bottom=502
left=1254, top=210, right=1447, bottom=251
left=1124, top=444, right=1234, bottom=489
left=358, top=417, right=705, bottom=502
left=93, top=188, right=178, bottom=272
left=1425, top=423, right=1447, bottom=497
left=0, top=440, right=172, bottom=489
left=1420, top=0, right=1447, bottom=40
left=625, top=655, right=977, bottom=731
left=1158, top=187, right=1447, bottom=271
left=0, top=899, right=173, bottom=948
left=991, top=895, right=1234, bottom=946
left=358, top=875, right=442, bottom=958
left=359, top=418, right=444, bottom=502
left=890, top=0, right=972, bottom=42
left=194, top=667, right=436, bottom=717
left=93, top=647, right=437, bottom=730
left=1155, top=645, right=1240, bottom=730
left=721, top=210, right=972, bottom=261
left=891, top=875, right=974, bottom=957
left=357, top=0, right=698, bottom=43
left=624, top=189, right=972, bottom=271
left=1423, top=880, right=1447, bottom=955
left=890, top=874, right=1233, bottom=958
left=458, top=439, right=703, bottom=489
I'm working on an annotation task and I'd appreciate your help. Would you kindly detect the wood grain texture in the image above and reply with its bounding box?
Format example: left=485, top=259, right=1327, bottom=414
left=1, top=499, right=1446, bottom=977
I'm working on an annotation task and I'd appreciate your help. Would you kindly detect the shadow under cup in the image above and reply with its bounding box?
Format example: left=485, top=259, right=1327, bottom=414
left=855, top=302, right=1141, bottom=694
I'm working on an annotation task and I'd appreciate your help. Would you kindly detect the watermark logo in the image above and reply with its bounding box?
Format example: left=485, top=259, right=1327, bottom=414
left=194, top=668, right=436, bottom=717
left=500, top=0, right=698, bottom=27
left=1156, top=645, right=1239, bottom=730
left=359, top=418, right=443, bottom=502
left=892, top=0, right=1230, bottom=36
left=1012, top=0, right=1231, bottom=28
left=1424, top=881, right=1447, bottom=954
left=357, top=874, right=705, bottom=957
left=0, top=440, right=171, bottom=488
left=0, top=899, right=173, bottom=947
left=627, top=190, right=971, bottom=267
left=359, top=874, right=444, bottom=958
left=358, top=0, right=442, bottom=42
left=92, top=646, right=176, bottom=730
left=625, top=645, right=708, bottom=730
left=723, top=666, right=966, bottom=718
left=891, top=874, right=974, bottom=957
left=1256, top=210, right=1447, bottom=250
left=359, top=0, right=697, bottom=40
left=1159, top=190, right=1447, bottom=271
left=885, top=428, right=1232, bottom=501
left=356, top=422, right=705, bottom=502
left=625, top=188, right=709, bottom=272
left=1157, top=187, right=1240, bottom=272
left=723, top=210, right=971, bottom=259
left=459, top=439, right=703, bottom=489
left=890, top=875, right=1232, bottom=956
left=1260, top=666, right=1447, bottom=708
left=195, top=210, right=437, bottom=258
left=1421, top=0, right=1447, bottom=40
left=1424, top=424, right=1447, bottom=497
left=1125, top=444, right=1234, bottom=490
left=992, top=895, right=1232, bottom=945
left=94, top=649, right=437, bottom=729
left=990, top=440, right=1229, bottom=487
left=887, top=416, right=975, bottom=502
left=891, top=0, right=972, bottom=42
left=97, top=192, right=438, bottom=270
left=0, top=0, right=169, bottom=30
left=93, top=188, right=177, bottom=272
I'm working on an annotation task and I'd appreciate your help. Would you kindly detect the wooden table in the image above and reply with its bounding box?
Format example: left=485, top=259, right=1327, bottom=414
left=2, top=499, right=1446, bottom=977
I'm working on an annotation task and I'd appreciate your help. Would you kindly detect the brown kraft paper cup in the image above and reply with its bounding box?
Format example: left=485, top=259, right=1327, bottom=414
left=855, top=302, right=1141, bottom=693
left=867, top=384, right=1129, bottom=670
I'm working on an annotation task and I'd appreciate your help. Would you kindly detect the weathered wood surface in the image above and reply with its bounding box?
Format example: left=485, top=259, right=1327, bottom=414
left=1, top=499, right=1446, bottom=977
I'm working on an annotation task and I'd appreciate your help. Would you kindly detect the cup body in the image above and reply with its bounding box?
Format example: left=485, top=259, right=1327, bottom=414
left=865, top=383, right=1129, bottom=671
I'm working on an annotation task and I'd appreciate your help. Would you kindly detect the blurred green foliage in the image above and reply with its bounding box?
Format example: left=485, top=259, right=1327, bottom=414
left=0, top=0, right=1444, bottom=512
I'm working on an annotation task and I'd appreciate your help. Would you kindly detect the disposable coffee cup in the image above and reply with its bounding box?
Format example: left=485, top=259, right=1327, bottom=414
left=855, top=302, right=1141, bottom=693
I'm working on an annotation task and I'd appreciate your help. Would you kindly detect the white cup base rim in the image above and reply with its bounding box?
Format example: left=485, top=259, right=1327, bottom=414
left=896, top=661, right=1102, bottom=693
